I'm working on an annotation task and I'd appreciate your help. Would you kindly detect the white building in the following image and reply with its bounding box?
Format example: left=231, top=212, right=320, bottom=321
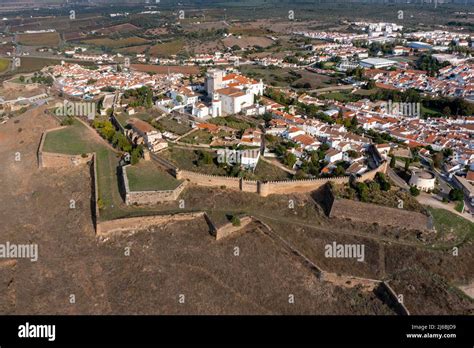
left=215, top=87, right=254, bottom=115
left=409, top=170, right=436, bottom=192
left=192, top=102, right=210, bottom=118
left=324, top=149, right=344, bottom=163
left=170, top=87, right=199, bottom=106
left=360, top=58, right=397, bottom=69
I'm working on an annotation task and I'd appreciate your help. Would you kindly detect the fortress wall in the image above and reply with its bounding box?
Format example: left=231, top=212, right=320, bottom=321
left=358, top=161, right=388, bottom=182
left=260, top=176, right=349, bottom=196
left=125, top=182, right=187, bottom=205
left=177, top=170, right=243, bottom=191
left=96, top=212, right=205, bottom=236
left=375, top=281, right=411, bottom=316
left=122, top=166, right=187, bottom=205
left=240, top=179, right=258, bottom=193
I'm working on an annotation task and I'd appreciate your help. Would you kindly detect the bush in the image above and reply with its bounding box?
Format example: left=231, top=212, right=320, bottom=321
left=375, top=172, right=391, bottom=191
left=355, top=182, right=369, bottom=202
left=231, top=215, right=241, bottom=227
left=409, top=186, right=420, bottom=197
left=60, top=116, right=74, bottom=126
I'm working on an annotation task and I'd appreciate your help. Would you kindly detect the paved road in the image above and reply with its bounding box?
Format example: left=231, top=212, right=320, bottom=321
left=387, top=167, right=409, bottom=190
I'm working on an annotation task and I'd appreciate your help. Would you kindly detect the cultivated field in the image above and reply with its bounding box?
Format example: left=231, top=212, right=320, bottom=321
left=222, top=35, right=274, bottom=49
left=83, top=37, right=150, bottom=49
left=16, top=32, right=61, bottom=47
left=148, top=40, right=185, bottom=57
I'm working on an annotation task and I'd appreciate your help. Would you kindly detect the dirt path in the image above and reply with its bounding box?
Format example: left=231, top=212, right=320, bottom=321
left=417, top=193, right=474, bottom=223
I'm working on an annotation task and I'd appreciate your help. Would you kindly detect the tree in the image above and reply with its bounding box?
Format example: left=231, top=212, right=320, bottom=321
left=443, top=148, right=453, bottom=158
left=131, top=146, right=143, bottom=165
left=366, top=80, right=376, bottom=90
left=390, top=156, right=396, bottom=168
left=334, top=165, right=346, bottom=177
left=404, top=158, right=411, bottom=172
left=448, top=188, right=463, bottom=202
left=197, top=151, right=213, bottom=165
left=283, top=152, right=297, bottom=169
left=433, top=152, right=444, bottom=169
left=442, top=106, right=452, bottom=117
left=349, top=116, right=358, bottom=130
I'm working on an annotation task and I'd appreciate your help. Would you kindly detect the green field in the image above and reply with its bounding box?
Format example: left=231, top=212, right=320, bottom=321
left=126, top=161, right=182, bottom=192
left=240, top=65, right=294, bottom=88
left=43, top=119, right=126, bottom=221
left=428, top=207, right=474, bottom=247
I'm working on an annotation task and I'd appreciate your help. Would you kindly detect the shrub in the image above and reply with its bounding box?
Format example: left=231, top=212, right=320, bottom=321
left=231, top=215, right=241, bottom=227
left=60, top=116, right=74, bottom=126
left=409, top=186, right=420, bottom=197
left=375, top=172, right=391, bottom=191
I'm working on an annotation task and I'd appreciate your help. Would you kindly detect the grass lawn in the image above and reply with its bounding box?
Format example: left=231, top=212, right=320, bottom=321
left=421, top=105, right=443, bottom=118
left=454, top=201, right=464, bottom=213
left=157, top=116, right=193, bottom=135
left=180, top=129, right=214, bottom=144
left=428, top=207, right=474, bottom=247
left=250, top=159, right=292, bottom=181
left=162, top=147, right=228, bottom=176
left=114, top=111, right=154, bottom=128
left=126, top=161, right=182, bottom=191
left=208, top=115, right=255, bottom=131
